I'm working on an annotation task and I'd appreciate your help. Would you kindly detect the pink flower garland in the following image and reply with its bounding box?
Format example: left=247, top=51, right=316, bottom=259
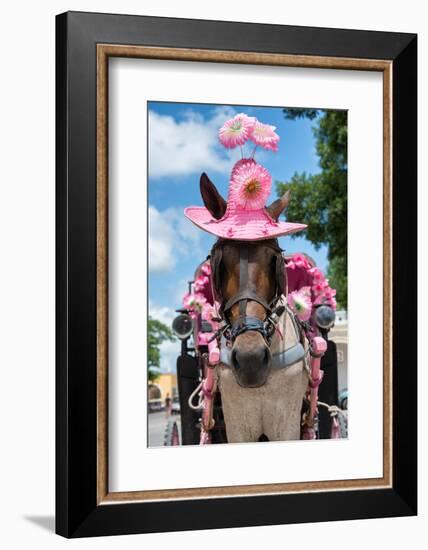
left=307, top=264, right=337, bottom=309
left=201, top=302, right=215, bottom=322
left=182, top=254, right=337, bottom=326
left=287, top=253, right=312, bottom=271
left=200, top=262, right=211, bottom=276
left=193, top=274, right=210, bottom=293
left=287, top=286, right=312, bottom=322
left=183, top=262, right=215, bottom=319
left=183, top=292, right=207, bottom=319
left=183, top=291, right=216, bottom=322
left=287, top=253, right=337, bottom=314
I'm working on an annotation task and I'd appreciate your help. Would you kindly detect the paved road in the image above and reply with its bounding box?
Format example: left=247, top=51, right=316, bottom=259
left=148, top=411, right=181, bottom=447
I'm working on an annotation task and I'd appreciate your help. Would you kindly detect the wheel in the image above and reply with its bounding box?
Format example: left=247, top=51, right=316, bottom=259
left=164, top=419, right=180, bottom=446
left=338, top=388, right=348, bottom=410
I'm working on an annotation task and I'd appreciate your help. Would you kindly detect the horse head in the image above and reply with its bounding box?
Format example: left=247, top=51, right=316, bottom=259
left=201, top=173, right=291, bottom=388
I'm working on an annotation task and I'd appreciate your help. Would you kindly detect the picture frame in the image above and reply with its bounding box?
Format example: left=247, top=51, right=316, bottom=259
left=56, top=11, right=417, bottom=538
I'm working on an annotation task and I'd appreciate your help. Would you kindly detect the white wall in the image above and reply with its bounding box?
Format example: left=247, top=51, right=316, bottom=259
left=0, top=0, right=425, bottom=547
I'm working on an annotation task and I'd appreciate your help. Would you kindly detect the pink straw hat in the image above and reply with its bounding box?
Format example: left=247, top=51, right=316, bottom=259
left=184, top=113, right=307, bottom=241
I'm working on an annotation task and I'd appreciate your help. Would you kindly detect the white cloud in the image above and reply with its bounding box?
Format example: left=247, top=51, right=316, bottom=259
left=148, top=205, right=175, bottom=271
left=148, top=106, right=238, bottom=178
left=148, top=300, right=176, bottom=327
left=149, top=205, right=204, bottom=273
left=159, top=339, right=181, bottom=373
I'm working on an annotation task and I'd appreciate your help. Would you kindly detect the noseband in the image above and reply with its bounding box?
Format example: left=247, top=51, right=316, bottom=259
left=209, top=239, right=287, bottom=344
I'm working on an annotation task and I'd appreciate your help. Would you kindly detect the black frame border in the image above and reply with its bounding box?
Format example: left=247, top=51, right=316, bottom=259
left=56, top=11, right=417, bottom=538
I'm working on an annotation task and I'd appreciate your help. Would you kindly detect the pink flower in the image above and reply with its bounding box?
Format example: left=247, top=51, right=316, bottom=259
left=312, top=279, right=329, bottom=296
left=201, top=302, right=215, bottom=321
left=308, top=266, right=326, bottom=283
left=250, top=120, right=280, bottom=151
left=325, top=287, right=337, bottom=299
left=218, top=113, right=256, bottom=149
left=193, top=275, right=209, bottom=293
left=201, top=262, right=211, bottom=276
left=313, top=287, right=337, bottom=309
left=293, top=253, right=311, bottom=268
left=287, top=286, right=312, bottom=322
left=231, top=157, right=256, bottom=178
left=288, top=253, right=311, bottom=271
left=230, top=161, right=271, bottom=210
left=183, top=292, right=206, bottom=312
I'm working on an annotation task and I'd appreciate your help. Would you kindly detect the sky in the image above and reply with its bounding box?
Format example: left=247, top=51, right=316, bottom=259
left=147, top=101, right=328, bottom=373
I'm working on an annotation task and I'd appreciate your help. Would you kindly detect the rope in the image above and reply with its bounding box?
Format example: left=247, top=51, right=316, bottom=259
left=187, top=381, right=204, bottom=411
left=317, top=400, right=347, bottom=418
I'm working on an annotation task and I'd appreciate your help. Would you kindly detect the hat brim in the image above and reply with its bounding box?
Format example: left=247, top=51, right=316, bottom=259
left=184, top=207, right=307, bottom=241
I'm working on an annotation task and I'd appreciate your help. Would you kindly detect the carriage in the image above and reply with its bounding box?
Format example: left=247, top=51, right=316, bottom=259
left=163, top=111, right=347, bottom=445
left=166, top=252, right=347, bottom=446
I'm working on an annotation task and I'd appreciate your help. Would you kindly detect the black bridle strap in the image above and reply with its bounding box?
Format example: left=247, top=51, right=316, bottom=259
left=230, top=316, right=266, bottom=339
left=238, top=245, right=248, bottom=327
left=223, top=290, right=271, bottom=315
left=222, top=244, right=274, bottom=323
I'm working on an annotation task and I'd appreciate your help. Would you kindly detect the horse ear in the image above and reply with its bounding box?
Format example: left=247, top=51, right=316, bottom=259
left=266, top=190, right=291, bottom=221
left=200, top=173, right=227, bottom=220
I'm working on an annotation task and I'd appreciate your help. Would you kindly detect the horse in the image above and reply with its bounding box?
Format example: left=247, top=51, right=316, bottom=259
left=200, top=174, right=310, bottom=443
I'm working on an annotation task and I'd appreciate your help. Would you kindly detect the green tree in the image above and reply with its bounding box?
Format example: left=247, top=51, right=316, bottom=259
left=148, top=316, right=175, bottom=381
left=278, top=108, right=348, bottom=308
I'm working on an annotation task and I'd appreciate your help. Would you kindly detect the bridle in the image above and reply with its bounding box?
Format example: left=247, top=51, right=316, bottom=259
left=209, top=239, right=287, bottom=344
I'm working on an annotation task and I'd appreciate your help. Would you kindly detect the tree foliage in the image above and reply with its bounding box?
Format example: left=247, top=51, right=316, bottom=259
left=148, top=316, right=175, bottom=381
left=277, top=108, right=348, bottom=308
left=283, top=108, right=319, bottom=121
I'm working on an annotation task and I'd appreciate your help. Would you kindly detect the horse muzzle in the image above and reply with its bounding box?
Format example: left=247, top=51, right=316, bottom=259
left=230, top=333, right=272, bottom=388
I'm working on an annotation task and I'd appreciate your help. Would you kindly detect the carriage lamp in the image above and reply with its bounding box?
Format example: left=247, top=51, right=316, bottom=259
left=314, top=305, right=335, bottom=330
left=172, top=313, right=194, bottom=339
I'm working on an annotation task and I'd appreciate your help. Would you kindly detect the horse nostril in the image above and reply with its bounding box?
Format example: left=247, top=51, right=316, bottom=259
left=263, top=347, right=270, bottom=365
left=231, top=349, right=240, bottom=369
left=231, top=346, right=269, bottom=371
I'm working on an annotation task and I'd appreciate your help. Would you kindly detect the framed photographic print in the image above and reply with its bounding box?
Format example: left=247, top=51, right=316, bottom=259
left=56, top=11, right=417, bottom=538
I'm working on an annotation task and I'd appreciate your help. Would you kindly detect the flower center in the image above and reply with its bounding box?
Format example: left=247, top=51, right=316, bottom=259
left=245, top=179, right=260, bottom=194
left=231, top=121, right=242, bottom=132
